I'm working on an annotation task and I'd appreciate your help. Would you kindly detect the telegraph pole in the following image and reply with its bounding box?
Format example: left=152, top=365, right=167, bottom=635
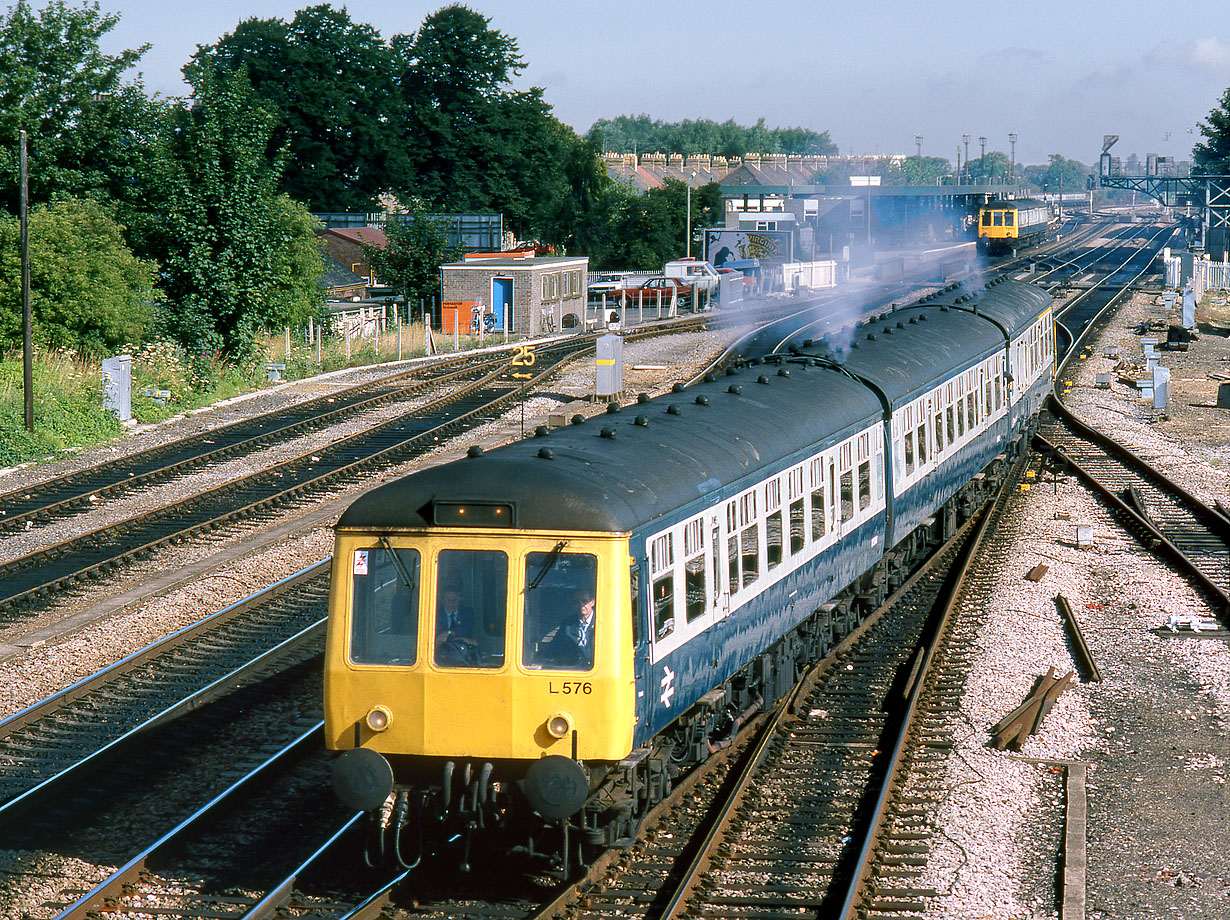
left=20, top=130, right=33, bottom=432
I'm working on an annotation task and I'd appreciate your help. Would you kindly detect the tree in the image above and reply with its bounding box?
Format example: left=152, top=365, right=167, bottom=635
left=364, top=200, right=464, bottom=319
left=0, top=0, right=151, bottom=211
left=1193, top=87, right=1230, bottom=175
left=148, top=66, right=322, bottom=360
left=586, top=115, right=837, bottom=157
left=189, top=4, right=406, bottom=211
left=1022, top=155, right=1089, bottom=195
left=0, top=198, right=158, bottom=352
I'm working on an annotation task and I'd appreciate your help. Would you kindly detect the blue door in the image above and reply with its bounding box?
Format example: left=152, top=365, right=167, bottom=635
left=493, top=278, right=513, bottom=331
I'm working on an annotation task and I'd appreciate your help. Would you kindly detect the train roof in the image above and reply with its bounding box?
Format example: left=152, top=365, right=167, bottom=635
left=338, top=278, right=1051, bottom=535
left=793, top=279, right=1051, bottom=407
left=980, top=198, right=1047, bottom=211
left=338, top=362, right=882, bottom=534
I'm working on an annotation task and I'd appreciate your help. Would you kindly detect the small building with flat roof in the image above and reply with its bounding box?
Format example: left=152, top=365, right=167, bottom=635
left=439, top=252, right=589, bottom=335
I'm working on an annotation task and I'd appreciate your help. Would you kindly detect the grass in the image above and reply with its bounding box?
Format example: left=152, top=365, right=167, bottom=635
left=0, top=323, right=498, bottom=468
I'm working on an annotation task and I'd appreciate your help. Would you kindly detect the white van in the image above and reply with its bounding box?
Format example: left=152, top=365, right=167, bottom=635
left=663, top=259, right=720, bottom=294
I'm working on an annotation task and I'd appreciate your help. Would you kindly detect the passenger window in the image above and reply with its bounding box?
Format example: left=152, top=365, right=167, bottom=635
left=935, top=411, right=945, bottom=452
left=967, top=394, right=976, bottom=429
left=985, top=379, right=993, bottom=417
left=349, top=546, right=421, bottom=666
left=995, top=375, right=1002, bottom=409
left=904, top=431, right=915, bottom=474
left=652, top=573, right=674, bottom=640
left=789, top=499, right=805, bottom=554
left=740, top=524, right=759, bottom=587
left=957, top=399, right=965, bottom=437
left=1005, top=212, right=1014, bottom=226
left=434, top=549, right=507, bottom=669
left=766, top=511, right=783, bottom=570
left=916, top=424, right=927, bottom=463
left=711, top=523, right=722, bottom=602
left=840, top=470, right=854, bottom=522
left=811, top=486, right=826, bottom=541
left=522, top=550, right=598, bottom=671
left=630, top=564, right=642, bottom=648
left=858, top=461, right=871, bottom=511
left=727, top=534, right=740, bottom=594
left=685, top=556, right=706, bottom=622
left=947, top=406, right=955, bottom=444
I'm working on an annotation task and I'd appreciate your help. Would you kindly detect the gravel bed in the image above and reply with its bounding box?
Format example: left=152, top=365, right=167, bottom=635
left=917, top=289, right=1230, bottom=918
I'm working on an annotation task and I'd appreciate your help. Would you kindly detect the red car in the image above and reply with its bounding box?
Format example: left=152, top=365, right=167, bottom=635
left=607, top=276, right=695, bottom=309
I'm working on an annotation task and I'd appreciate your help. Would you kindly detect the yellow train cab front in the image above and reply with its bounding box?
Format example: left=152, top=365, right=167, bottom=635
left=324, top=530, right=637, bottom=764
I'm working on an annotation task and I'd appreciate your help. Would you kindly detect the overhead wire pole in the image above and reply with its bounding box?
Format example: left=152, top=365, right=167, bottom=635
left=20, top=129, right=33, bottom=432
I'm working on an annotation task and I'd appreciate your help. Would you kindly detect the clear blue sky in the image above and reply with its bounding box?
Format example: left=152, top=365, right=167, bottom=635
left=98, top=0, right=1230, bottom=167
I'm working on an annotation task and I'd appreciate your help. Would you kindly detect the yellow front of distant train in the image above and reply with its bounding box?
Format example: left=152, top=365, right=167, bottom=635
left=978, top=198, right=1051, bottom=254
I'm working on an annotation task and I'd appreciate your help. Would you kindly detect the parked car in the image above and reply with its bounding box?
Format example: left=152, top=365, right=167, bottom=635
left=663, top=259, right=720, bottom=293
left=608, top=276, right=695, bottom=309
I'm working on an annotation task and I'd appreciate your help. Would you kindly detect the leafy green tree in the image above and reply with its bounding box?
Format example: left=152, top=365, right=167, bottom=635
left=1022, top=155, right=1090, bottom=194
left=1193, top=87, right=1230, bottom=175
left=587, top=115, right=837, bottom=157
left=363, top=200, right=463, bottom=319
left=393, top=5, right=546, bottom=232
left=592, top=178, right=721, bottom=271
left=189, top=4, right=405, bottom=211
left=0, top=197, right=158, bottom=352
left=966, top=151, right=1011, bottom=182
left=0, top=0, right=151, bottom=211
left=148, top=66, right=322, bottom=360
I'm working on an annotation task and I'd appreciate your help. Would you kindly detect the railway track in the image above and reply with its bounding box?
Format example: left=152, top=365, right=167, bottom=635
left=1036, top=402, right=1230, bottom=617
left=0, top=344, right=580, bottom=618
left=0, top=562, right=329, bottom=816
left=0, top=351, right=486, bottom=536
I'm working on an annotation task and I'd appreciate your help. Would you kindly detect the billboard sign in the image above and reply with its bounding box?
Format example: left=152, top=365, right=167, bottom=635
left=704, top=229, right=793, bottom=265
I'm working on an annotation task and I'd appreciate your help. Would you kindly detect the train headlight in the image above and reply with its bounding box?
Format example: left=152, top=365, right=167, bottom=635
left=546, top=712, right=572, bottom=739
left=365, top=705, right=393, bottom=732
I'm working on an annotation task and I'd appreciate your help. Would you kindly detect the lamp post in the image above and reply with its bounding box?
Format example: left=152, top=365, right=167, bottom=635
left=684, top=169, right=697, bottom=258
left=978, top=136, right=986, bottom=179
left=1008, top=132, right=1017, bottom=183
left=963, top=133, right=970, bottom=182
left=20, top=130, right=32, bottom=432
left=914, top=134, right=923, bottom=159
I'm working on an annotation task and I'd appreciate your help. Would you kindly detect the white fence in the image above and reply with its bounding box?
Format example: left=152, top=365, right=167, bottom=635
left=1164, top=254, right=1230, bottom=299
left=776, top=260, right=838, bottom=292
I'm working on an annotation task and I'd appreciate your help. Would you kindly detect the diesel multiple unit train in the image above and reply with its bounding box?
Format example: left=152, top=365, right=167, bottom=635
left=978, top=198, right=1053, bottom=255
left=324, top=277, right=1056, bottom=867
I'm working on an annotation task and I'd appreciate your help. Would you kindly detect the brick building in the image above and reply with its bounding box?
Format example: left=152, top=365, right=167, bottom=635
left=439, top=253, right=589, bottom=335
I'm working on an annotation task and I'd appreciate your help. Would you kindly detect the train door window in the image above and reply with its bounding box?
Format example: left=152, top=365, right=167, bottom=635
left=521, top=550, right=598, bottom=671
left=684, top=556, right=706, bottom=623
left=985, top=377, right=993, bottom=418
left=740, top=524, right=759, bottom=587
left=840, top=469, right=854, bottom=523
left=904, top=431, right=915, bottom=474
left=956, top=396, right=965, bottom=437
left=810, top=481, right=826, bottom=541
left=916, top=422, right=928, bottom=464
left=789, top=499, right=805, bottom=554
left=934, top=408, right=944, bottom=453
left=433, top=549, right=508, bottom=669
left=711, top=521, right=722, bottom=603
left=981, top=211, right=991, bottom=227
left=630, top=563, right=643, bottom=649
left=349, top=546, right=421, bottom=666
left=727, top=532, right=740, bottom=594
left=652, top=573, right=674, bottom=640
left=858, top=461, right=871, bottom=511
left=946, top=406, right=955, bottom=445
left=966, top=393, right=976, bottom=430
left=995, top=370, right=1002, bottom=410
left=766, top=510, right=783, bottom=570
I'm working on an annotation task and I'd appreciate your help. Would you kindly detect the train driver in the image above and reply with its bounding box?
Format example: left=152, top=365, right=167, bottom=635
left=545, top=588, right=596, bottom=669
left=435, top=583, right=480, bottom=666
